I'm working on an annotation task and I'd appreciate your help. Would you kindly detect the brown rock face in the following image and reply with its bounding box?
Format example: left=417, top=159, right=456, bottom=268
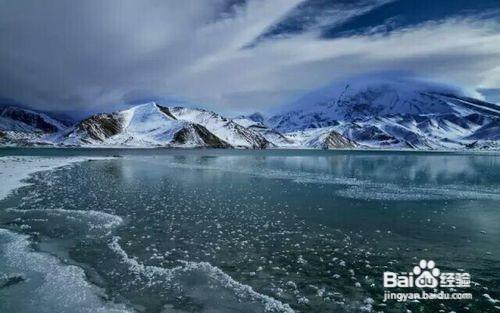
left=76, top=114, right=123, bottom=142
left=172, top=124, right=231, bottom=148
left=323, top=130, right=357, bottom=149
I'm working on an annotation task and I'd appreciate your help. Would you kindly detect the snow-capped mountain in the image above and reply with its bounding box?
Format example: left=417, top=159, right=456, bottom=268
left=168, top=107, right=272, bottom=148
left=55, top=103, right=230, bottom=148
left=0, top=106, right=66, bottom=133
left=233, top=115, right=292, bottom=147
left=267, top=76, right=500, bottom=149
left=284, top=127, right=357, bottom=149
left=1, top=76, right=499, bottom=150
left=0, top=106, right=67, bottom=145
left=1, top=103, right=273, bottom=149
left=233, top=113, right=355, bottom=149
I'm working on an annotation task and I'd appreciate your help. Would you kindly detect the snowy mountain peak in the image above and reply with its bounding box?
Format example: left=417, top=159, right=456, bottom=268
left=169, top=107, right=271, bottom=149
left=120, top=102, right=178, bottom=133
left=56, top=103, right=218, bottom=147
left=265, top=75, right=500, bottom=150
left=53, top=103, right=271, bottom=148
left=268, top=76, right=499, bottom=132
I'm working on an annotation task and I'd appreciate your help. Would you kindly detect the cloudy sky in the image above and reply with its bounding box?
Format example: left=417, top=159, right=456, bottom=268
left=1, top=0, right=499, bottom=117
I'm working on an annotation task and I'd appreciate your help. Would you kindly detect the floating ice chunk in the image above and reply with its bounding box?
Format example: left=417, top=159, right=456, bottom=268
left=297, top=297, right=309, bottom=304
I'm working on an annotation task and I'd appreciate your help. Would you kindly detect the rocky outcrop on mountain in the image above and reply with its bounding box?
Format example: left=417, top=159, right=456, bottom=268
left=172, top=124, right=230, bottom=148
left=69, top=113, right=123, bottom=143
left=169, top=107, right=272, bottom=149
left=320, top=130, right=357, bottom=149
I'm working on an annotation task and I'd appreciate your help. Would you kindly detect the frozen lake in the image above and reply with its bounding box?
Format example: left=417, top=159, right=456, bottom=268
left=0, top=148, right=499, bottom=312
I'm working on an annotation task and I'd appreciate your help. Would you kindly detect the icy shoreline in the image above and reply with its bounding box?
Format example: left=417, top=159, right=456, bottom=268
left=0, top=155, right=295, bottom=313
left=0, top=229, right=132, bottom=313
left=0, top=156, right=114, bottom=200
left=0, top=155, right=133, bottom=313
left=2, top=144, right=500, bottom=154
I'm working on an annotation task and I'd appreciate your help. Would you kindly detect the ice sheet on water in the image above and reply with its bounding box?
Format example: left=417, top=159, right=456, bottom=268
left=6, top=207, right=123, bottom=226
left=0, top=156, right=114, bottom=201
left=337, top=183, right=500, bottom=201
left=159, top=160, right=365, bottom=186
left=0, top=228, right=133, bottom=313
left=155, top=159, right=500, bottom=201
left=108, top=236, right=294, bottom=313
left=6, top=208, right=123, bottom=235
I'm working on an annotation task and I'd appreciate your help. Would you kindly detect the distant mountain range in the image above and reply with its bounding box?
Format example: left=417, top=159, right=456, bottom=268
left=267, top=76, right=500, bottom=150
left=1, top=77, right=500, bottom=150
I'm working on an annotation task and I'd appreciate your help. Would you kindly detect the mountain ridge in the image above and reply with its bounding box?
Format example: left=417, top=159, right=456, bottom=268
left=265, top=76, right=500, bottom=150
left=1, top=78, right=499, bottom=150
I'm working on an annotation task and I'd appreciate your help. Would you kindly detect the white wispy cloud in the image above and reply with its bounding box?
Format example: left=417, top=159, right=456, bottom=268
left=0, top=0, right=499, bottom=116
left=168, top=17, right=500, bottom=113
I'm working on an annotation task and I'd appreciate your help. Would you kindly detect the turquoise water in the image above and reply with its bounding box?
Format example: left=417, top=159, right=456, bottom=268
left=0, top=148, right=499, bottom=312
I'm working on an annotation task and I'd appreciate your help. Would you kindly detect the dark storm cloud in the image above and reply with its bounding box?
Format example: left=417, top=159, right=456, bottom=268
left=0, top=0, right=499, bottom=117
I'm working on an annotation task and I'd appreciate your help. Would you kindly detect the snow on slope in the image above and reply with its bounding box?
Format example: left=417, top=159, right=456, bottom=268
left=284, top=127, right=357, bottom=149
left=2, top=75, right=500, bottom=151
left=233, top=114, right=355, bottom=149
left=232, top=117, right=261, bottom=128
left=111, top=103, right=187, bottom=146
left=267, top=75, right=497, bottom=132
left=324, top=111, right=500, bottom=149
left=56, top=103, right=229, bottom=148
left=169, top=107, right=271, bottom=148
left=233, top=116, right=293, bottom=147
left=267, top=75, right=500, bottom=149
left=0, top=106, right=67, bottom=145
left=0, top=106, right=66, bottom=133
left=234, top=113, right=265, bottom=126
